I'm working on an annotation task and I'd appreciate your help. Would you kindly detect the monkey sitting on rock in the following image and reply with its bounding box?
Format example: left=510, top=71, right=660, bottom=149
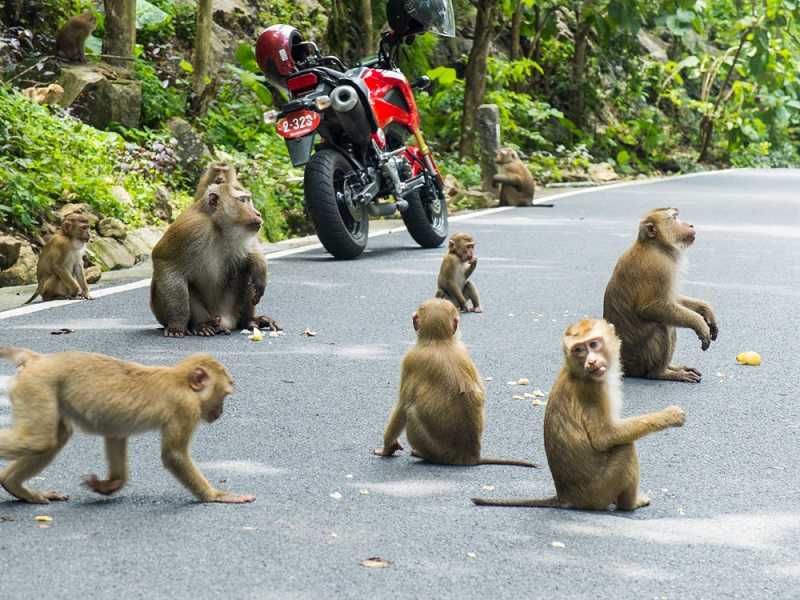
left=150, top=163, right=280, bottom=337
left=473, top=319, right=684, bottom=510
left=55, top=11, right=96, bottom=64
left=493, top=148, right=535, bottom=207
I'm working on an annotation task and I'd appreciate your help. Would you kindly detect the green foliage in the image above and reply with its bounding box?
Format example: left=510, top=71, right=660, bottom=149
left=0, top=85, right=169, bottom=235
left=135, top=59, right=188, bottom=128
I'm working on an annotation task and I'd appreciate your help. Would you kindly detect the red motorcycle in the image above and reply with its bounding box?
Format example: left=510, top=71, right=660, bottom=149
left=255, top=0, right=454, bottom=259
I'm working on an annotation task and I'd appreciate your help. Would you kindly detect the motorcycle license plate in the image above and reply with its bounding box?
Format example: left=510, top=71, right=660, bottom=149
left=276, top=110, right=320, bottom=139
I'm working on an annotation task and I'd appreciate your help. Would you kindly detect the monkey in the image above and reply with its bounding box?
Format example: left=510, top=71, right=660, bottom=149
left=150, top=163, right=280, bottom=337
left=0, top=347, right=255, bottom=505
left=493, top=148, right=535, bottom=207
left=374, top=299, right=538, bottom=468
left=22, top=83, right=65, bottom=105
left=603, top=207, right=718, bottom=383
left=435, top=233, right=482, bottom=313
left=472, top=319, right=685, bottom=510
left=55, top=11, right=96, bottom=64
left=24, top=213, right=92, bottom=304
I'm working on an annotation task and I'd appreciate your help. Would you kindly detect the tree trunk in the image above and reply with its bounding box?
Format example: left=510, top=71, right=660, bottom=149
left=103, top=0, right=136, bottom=68
left=458, top=0, right=498, bottom=158
left=361, top=0, right=375, bottom=55
left=193, top=0, right=213, bottom=95
left=510, top=0, right=523, bottom=60
left=570, top=20, right=590, bottom=128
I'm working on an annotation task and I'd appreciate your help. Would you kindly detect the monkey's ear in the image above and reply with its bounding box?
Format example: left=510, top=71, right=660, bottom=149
left=207, top=192, right=219, bottom=209
left=642, top=222, right=657, bottom=238
left=452, top=316, right=459, bottom=334
left=412, top=313, right=420, bottom=331
left=189, top=367, right=209, bottom=391
left=448, top=239, right=455, bottom=251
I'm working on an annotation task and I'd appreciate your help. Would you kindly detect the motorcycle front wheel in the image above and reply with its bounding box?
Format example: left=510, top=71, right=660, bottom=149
left=304, top=149, right=369, bottom=259
left=402, top=173, right=448, bottom=248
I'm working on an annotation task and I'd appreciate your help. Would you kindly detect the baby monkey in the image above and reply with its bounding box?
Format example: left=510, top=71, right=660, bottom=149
left=0, top=347, right=254, bottom=505
left=436, top=233, right=482, bottom=313
left=374, top=299, right=537, bottom=468
left=473, top=319, right=684, bottom=510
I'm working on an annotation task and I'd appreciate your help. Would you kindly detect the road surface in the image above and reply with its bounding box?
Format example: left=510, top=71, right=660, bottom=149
left=1, top=169, right=798, bottom=599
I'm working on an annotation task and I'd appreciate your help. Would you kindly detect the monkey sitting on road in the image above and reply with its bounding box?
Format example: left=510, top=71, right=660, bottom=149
left=473, top=319, right=684, bottom=510
left=24, top=212, right=92, bottom=304
left=603, top=207, right=718, bottom=383
left=374, top=299, right=537, bottom=468
left=0, top=347, right=255, bottom=505
left=150, top=163, right=280, bottom=337
left=55, top=11, right=96, bottom=63
left=493, top=148, right=535, bottom=207
left=436, top=232, right=482, bottom=313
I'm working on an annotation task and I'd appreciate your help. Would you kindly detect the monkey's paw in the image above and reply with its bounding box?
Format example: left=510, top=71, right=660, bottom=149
left=251, top=315, right=281, bottom=332
left=164, top=327, right=187, bottom=338
left=374, top=442, right=403, bottom=457
left=214, top=493, right=256, bottom=504
left=471, top=307, right=483, bottom=313
left=83, top=475, right=124, bottom=496
left=663, top=405, right=686, bottom=427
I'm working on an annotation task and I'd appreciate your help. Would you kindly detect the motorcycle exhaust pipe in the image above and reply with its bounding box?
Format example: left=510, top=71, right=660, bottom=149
left=330, top=85, right=372, bottom=145
left=367, top=199, right=408, bottom=217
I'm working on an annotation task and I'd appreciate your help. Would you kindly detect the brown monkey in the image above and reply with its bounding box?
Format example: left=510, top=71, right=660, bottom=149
left=473, top=319, right=684, bottom=510
left=24, top=213, right=92, bottom=304
left=150, top=163, right=280, bottom=337
left=493, top=148, right=535, bottom=207
left=22, top=83, right=65, bottom=105
left=55, top=11, right=96, bottom=63
left=603, top=207, right=718, bottom=383
left=435, top=233, right=482, bottom=313
left=374, top=299, right=537, bottom=468
left=0, top=347, right=254, bottom=505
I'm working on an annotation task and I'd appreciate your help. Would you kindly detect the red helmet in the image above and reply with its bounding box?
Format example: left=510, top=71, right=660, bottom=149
left=255, top=25, right=312, bottom=89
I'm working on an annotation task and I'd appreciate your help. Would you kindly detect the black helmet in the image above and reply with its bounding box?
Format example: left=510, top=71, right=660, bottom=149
left=387, top=0, right=456, bottom=38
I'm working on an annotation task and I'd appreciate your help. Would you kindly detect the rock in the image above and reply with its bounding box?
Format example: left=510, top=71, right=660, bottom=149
left=210, top=23, right=237, bottom=75
left=87, top=237, right=136, bottom=271
left=168, top=117, right=209, bottom=183
left=98, top=217, right=128, bottom=240
left=637, top=30, right=668, bottom=62
left=588, top=162, right=618, bottom=183
left=58, top=65, right=142, bottom=129
left=443, top=173, right=463, bottom=201
left=0, top=239, right=37, bottom=286
left=85, top=265, right=102, bottom=284
left=110, top=185, right=134, bottom=207
left=154, top=186, right=174, bottom=222
left=57, top=202, right=96, bottom=224
left=212, top=0, right=256, bottom=32
left=458, top=189, right=495, bottom=210
left=476, top=104, right=501, bottom=195
left=0, top=235, right=22, bottom=270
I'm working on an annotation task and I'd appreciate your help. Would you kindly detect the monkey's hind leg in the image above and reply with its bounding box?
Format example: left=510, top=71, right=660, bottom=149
left=84, top=437, right=128, bottom=496
left=463, top=281, right=482, bottom=313
left=0, top=420, right=72, bottom=503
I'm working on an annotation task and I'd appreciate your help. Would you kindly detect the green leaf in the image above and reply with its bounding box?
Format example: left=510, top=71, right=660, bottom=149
left=136, top=0, right=169, bottom=28
left=236, top=43, right=260, bottom=73
left=616, top=150, right=630, bottom=166
left=426, top=66, right=458, bottom=86
left=252, top=84, right=273, bottom=106
left=179, top=59, right=194, bottom=73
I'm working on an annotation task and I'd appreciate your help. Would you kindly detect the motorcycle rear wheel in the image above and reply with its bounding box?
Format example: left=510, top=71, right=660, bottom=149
left=304, top=149, right=369, bottom=259
left=402, top=174, right=448, bottom=249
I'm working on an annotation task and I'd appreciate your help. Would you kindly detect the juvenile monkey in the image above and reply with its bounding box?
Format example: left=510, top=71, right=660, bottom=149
left=0, top=347, right=254, bottom=505
left=603, top=208, right=718, bottom=383
left=22, top=83, right=65, bottom=105
left=374, top=299, right=537, bottom=468
left=24, top=213, right=92, bottom=304
left=436, top=233, right=482, bottom=313
left=493, top=148, right=535, bottom=207
left=473, top=319, right=685, bottom=510
left=150, top=163, right=280, bottom=337
left=55, top=11, right=96, bottom=63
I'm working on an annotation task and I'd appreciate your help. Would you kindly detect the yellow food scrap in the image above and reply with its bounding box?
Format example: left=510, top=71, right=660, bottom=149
left=736, top=351, right=761, bottom=366
left=248, top=328, right=263, bottom=342
left=34, top=515, right=53, bottom=522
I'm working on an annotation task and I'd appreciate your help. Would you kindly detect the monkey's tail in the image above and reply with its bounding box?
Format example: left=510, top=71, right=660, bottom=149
left=0, top=347, right=41, bottom=368
left=472, top=496, right=561, bottom=508
left=478, top=457, right=541, bottom=468
left=23, top=286, right=41, bottom=305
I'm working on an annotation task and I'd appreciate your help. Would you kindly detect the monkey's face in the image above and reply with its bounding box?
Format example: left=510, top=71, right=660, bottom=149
left=188, top=362, right=234, bottom=423
left=207, top=184, right=263, bottom=234
left=83, top=11, right=98, bottom=30
left=413, top=299, right=459, bottom=339
left=495, top=148, right=517, bottom=165
left=564, top=320, right=619, bottom=382
left=640, top=208, right=695, bottom=249
left=64, top=216, right=91, bottom=243
left=449, top=234, right=475, bottom=262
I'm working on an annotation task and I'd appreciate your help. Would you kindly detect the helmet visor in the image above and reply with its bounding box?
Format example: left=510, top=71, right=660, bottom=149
left=404, top=0, right=456, bottom=37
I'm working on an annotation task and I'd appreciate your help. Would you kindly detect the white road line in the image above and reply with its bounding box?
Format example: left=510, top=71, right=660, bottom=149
left=0, top=168, right=737, bottom=321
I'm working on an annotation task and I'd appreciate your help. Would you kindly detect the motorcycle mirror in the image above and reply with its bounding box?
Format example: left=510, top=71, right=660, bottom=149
left=411, top=76, right=431, bottom=92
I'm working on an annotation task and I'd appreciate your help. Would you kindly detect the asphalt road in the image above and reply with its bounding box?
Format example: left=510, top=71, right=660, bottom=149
left=1, top=169, right=798, bottom=600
